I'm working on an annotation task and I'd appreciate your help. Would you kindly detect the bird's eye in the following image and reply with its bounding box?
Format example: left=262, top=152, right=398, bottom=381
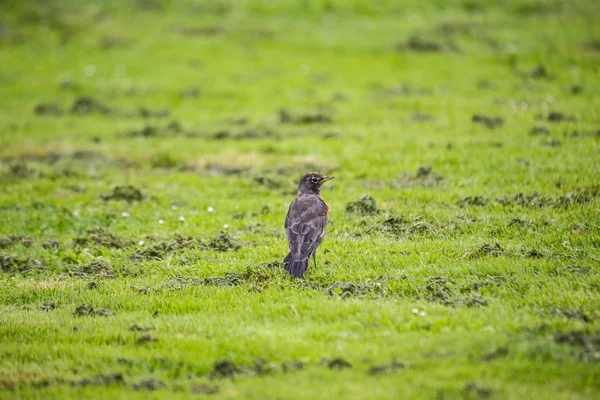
left=311, top=177, right=318, bottom=183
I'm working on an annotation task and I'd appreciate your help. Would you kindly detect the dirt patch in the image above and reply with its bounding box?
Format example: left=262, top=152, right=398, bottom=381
left=462, top=294, right=490, bottom=307
left=463, top=382, right=493, bottom=398
left=581, top=40, right=600, bottom=52
left=0, top=235, right=33, bottom=249
left=72, top=303, right=112, bottom=317
left=211, top=360, right=241, bottom=378
left=0, top=254, right=44, bottom=274
left=204, top=358, right=288, bottom=380
left=191, top=383, right=219, bottom=394
left=549, top=308, right=591, bottom=323
left=250, top=358, right=274, bottom=376
left=175, top=25, right=225, bottom=37
left=551, top=265, right=591, bottom=275
left=541, top=138, right=562, bottom=147
left=376, top=215, right=438, bottom=236
left=73, top=228, right=124, bottom=249
left=463, top=243, right=505, bottom=259
left=2, top=151, right=132, bottom=176
left=70, top=260, right=115, bottom=279
left=547, top=111, right=576, bottom=123
left=565, top=129, right=600, bottom=138
left=414, top=165, right=442, bottom=182
left=571, top=85, right=584, bottom=95
left=131, top=236, right=199, bottom=260
left=326, top=282, right=385, bottom=298
left=130, top=324, right=153, bottom=332
left=424, top=277, right=454, bottom=305
left=326, top=358, right=352, bottom=370
left=461, top=275, right=506, bottom=293
left=480, top=346, right=508, bottom=362
left=278, top=108, right=333, bottom=124
left=458, top=187, right=600, bottom=208
left=40, top=302, right=58, bottom=311
left=133, top=377, right=165, bottom=391
left=530, top=64, right=551, bottom=79
left=435, top=21, right=474, bottom=36
left=124, top=124, right=161, bottom=138
left=282, top=361, right=304, bottom=373
left=100, top=185, right=143, bottom=202
left=69, top=96, right=169, bottom=118
left=122, top=121, right=189, bottom=138
left=566, top=186, right=600, bottom=205
left=201, top=272, right=244, bottom=287
left=368, top=360, right=405, bottom=375
left=71, top=96, right=113, bottom=115
left=498, top=193, right=555, bottom=208
left=253, top=174, right=287, bottom=190
left=133, top=232, right=240, bottom=261
left=42, top=240, right=60, bottom=250
left=156, top=276, right=202, bottom=291
left=180, top=87, right=201, bottom=98
left=135, top=334, right=158, bottom=345
left=411, top=112, right=435, bottom=122
left=212, top=127, right=277, bottom=140
left=4, top=163, right=37, bottom=179
left=71, top=373, right=124, bottom=387
left=530, top=126, right=549, bottom=136
left=457, top=195, right=489, bottom=207
left=346, top=195, right=378, bottom=215
left=156, top=271, right=248, bottom=292
left=397, top=34, right=459, bottom=53
left=34, top=103, right=63, bottom=116
left=554, top=330, right=600, bottom=361
left=207, top=231, right=241, bottom=251
left=523, top=248, right=552, bottom=259
left=477, top=80, right=494, bottom=90
left=472, top=114, right=504, bottom=129
left=422, top=278, right=489, bottom=307
left=386, top=166, right=444, bottom=188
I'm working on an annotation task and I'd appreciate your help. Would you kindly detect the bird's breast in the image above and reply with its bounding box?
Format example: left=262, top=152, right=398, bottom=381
left=319, top=196, right=330, bottom=213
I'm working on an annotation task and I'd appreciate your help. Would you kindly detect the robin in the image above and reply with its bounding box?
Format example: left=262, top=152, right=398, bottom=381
left=283, top=173, right=334, bottom=278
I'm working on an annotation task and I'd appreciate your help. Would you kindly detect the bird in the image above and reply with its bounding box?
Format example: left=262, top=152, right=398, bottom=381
left=283, top=173, right=334, bottom=278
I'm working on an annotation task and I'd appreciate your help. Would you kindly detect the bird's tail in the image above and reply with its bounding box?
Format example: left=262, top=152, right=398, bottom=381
left=283, top=253, right=309, bottom=278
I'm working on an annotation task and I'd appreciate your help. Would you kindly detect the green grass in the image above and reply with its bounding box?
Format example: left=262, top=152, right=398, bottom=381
left=1, top=0, right=600, bottom=398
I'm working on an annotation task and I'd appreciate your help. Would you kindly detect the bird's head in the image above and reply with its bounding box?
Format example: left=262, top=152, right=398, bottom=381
left=298, top=173, right=334, bottom=194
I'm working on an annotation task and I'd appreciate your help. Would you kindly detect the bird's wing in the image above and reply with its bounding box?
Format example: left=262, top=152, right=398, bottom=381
left=285, top=195, right=328, bottom=260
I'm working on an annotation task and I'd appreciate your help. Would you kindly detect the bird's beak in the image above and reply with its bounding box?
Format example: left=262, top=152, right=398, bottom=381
left=321, top=176, right=334, bottom=182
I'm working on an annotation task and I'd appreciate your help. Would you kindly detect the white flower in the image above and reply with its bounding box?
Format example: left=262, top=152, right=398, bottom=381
left=419, top=311, right=426, bottom=317
left=158, top=219, right=164, bottom=224
left=73, top=210, right=80, bottom=217
left=207, top=206, right=214, bottom=213
left=223, top=224, right=229, bottom=229
left=138, top=240, right=145, bottom=246
left=121, top=212, right=130, bottom=218
left=84, top=65, right=96, bottom=77
left=171, top=205, right=178, bottom=210
left=411, top=308, right=419, bottom=314
left=178, top=216, right=185, bottom=221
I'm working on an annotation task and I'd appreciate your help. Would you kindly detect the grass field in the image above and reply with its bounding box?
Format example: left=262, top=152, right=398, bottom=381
left=1, top=0, right=600, bottom=398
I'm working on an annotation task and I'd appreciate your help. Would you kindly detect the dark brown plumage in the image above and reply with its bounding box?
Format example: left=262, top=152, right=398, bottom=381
left=283, top=173, right=334, bottom=278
